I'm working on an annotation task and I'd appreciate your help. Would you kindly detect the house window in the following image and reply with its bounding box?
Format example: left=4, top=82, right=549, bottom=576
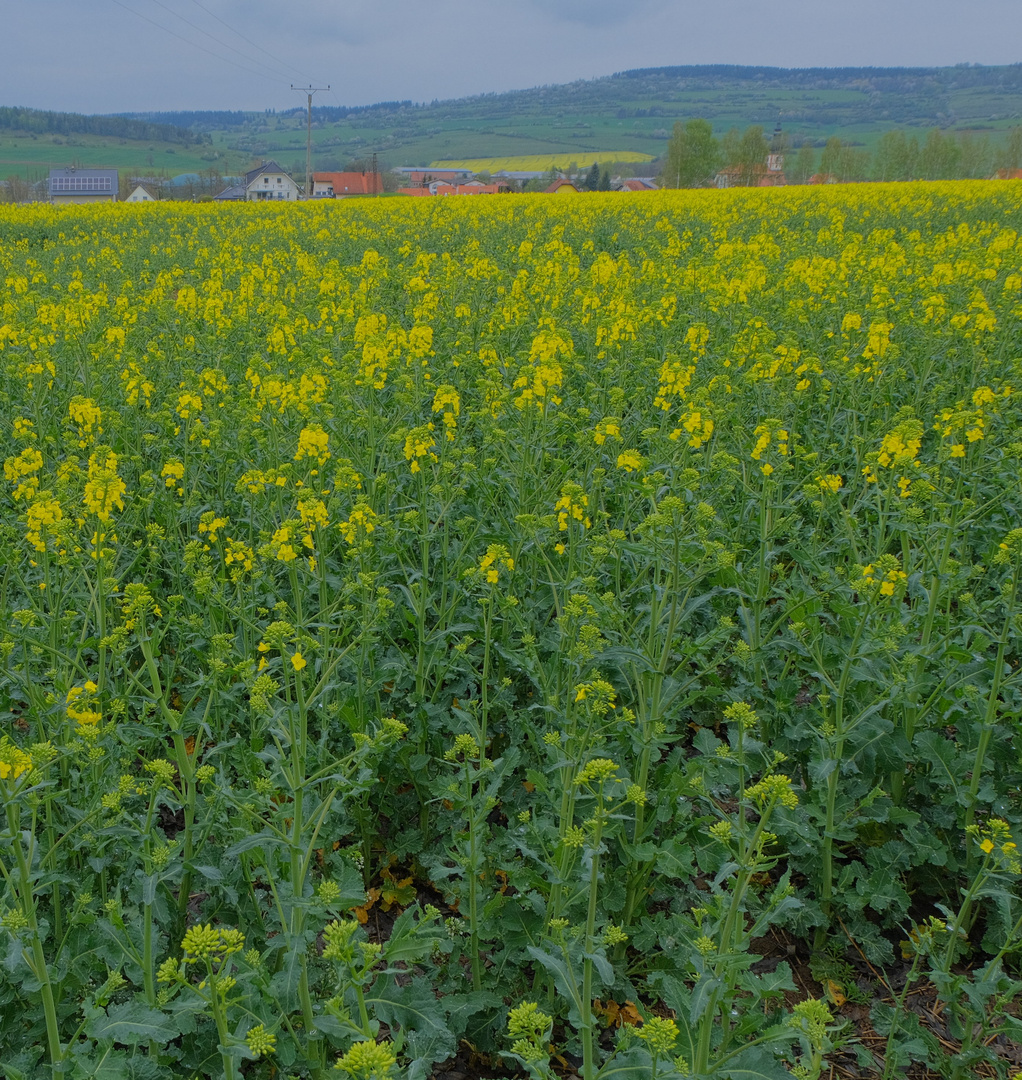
left=277, top=177, right=282, bottom=184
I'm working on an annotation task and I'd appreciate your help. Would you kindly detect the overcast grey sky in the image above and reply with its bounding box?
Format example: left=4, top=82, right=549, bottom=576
left=4, top=0, right=1022, bottom=114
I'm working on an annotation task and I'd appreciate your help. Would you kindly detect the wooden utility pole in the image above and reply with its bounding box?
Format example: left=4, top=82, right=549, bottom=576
left=291, top=84, right=330, bottom=199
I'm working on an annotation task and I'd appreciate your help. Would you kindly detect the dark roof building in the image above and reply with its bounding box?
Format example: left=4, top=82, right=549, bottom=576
left=214, top=184, right=248, bottom=201
left=49, top=167, right=118, bottom=204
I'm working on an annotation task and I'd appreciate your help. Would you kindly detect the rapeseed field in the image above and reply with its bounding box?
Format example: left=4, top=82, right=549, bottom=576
left=1, top=184, right=1020, bottom=1079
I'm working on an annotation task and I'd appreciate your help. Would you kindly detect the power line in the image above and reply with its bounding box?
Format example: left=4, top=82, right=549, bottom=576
left=107, top=0, right=282, bottom=86
left=146, top=0, right=298, bottom=83
left=292, top=85, right=330, bottom=200
left=187, top=0, right=316, bottom=84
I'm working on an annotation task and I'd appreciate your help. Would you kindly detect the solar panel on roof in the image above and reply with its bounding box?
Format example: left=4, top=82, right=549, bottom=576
left=51, top=175, right=114, bottom=193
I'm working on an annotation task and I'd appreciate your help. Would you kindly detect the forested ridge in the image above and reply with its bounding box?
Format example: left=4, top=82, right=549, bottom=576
left=0, top=106, right=204, bottom=145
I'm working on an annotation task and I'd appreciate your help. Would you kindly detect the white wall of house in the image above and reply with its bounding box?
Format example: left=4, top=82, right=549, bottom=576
left=247, top=171, right=300, bottom=201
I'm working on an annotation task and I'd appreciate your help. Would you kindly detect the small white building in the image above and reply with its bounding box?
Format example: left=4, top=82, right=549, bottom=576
left=126, top=183, right=158, bottom=202
left=244, top=160, right=300, bottom=201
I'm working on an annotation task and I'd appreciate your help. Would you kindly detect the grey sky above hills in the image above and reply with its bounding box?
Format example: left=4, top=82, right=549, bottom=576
left=4, top=0, right=1022, bottom=114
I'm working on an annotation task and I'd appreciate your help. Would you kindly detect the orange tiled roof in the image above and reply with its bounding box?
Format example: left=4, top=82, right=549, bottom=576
left=313, top=171, right=383, bottom=195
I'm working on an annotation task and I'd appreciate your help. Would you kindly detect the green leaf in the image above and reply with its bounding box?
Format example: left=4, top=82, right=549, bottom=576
left=719, top=1044, right=792, bottom=1080
left=224, top=832, right=288, bottom=857
left=270, top=948, right=304, bottom=1013
left=855, top=864, right=910, bottom=916
left=736, top=961, right=796, bottom=999
left=688, top=973, right=722, bottom=1025
left=915, top=731, right=966, bottom=799
left=84, top=1000, right=180, bottom=1045
left=124, top=1057, right=167, bottom=1080
left=382, top=906, right=446, bottom=965
left=333, top=860, right=368, bottom=909
left=527, top=945, right=583, bottom=1027
left=367, top=975, right=458, bottom=1080
left=595, top=1046, right=652, bottom=1080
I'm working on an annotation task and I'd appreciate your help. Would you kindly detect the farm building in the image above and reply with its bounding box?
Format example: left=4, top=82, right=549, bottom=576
left=394, top=169, right=473, bottom=187
left=396, top=181, right=509, bottom=197
left=49, top=167, right=118, bottom=204
left=311, top=171, right=383, bottom=197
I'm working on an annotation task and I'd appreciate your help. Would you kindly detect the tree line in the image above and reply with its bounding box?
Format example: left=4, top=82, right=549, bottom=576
left=660, top=119, right=1022, bottom=187
left=0, top=107, right=203, bottom=146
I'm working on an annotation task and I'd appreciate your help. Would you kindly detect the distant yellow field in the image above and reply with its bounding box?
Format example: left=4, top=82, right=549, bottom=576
left=429, top=152, right=654, bottom=172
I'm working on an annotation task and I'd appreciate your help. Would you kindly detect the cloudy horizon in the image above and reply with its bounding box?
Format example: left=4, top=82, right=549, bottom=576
left=4, top=0, right=1022, bottom=115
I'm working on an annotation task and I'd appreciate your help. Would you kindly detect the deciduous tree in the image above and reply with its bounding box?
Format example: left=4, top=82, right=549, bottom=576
left=994, top=126, right=1022, bottom=174
left=819, top=137, right=844, bottom=181
left=663, top=118, right=720, bottom=188
left=792, top=143, right=816, bottom=184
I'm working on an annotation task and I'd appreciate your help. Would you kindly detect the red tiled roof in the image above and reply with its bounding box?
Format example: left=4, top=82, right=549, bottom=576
left=313, top=171, right=383, bottom=195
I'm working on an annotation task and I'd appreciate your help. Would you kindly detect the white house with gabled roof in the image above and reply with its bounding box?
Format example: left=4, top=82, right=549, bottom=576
left=244, top=160, right=300, bottom=201
left=126, top=183, right=159, bottom=202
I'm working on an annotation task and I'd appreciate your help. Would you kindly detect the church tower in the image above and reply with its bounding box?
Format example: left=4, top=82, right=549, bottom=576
left=766, top=119, right=785, bottom=174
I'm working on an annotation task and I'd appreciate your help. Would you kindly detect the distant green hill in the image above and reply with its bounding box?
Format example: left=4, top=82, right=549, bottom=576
left=185, top=63, right=1022, bottom=174
left=0, top=105, right=201, bottom=145
left=0, top=106, right=252, bottom=183
left=5, top=65, right=1022, bottom=185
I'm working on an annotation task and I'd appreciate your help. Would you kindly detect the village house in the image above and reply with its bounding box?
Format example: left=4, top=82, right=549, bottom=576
left=441, top=181, right=507, bottom=195
left=125, top=182, right=159, bottom=202
left=49, top=167, right=118, bottom=204
left=396, top=179, right=509, bottom=197
left=311, top=171, right=383, bottom=197
left=618, top=178, right=659, bottom=192
left=243, top=161, right=300, bottom=201
left=395, top=168, right=472, bottom=188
